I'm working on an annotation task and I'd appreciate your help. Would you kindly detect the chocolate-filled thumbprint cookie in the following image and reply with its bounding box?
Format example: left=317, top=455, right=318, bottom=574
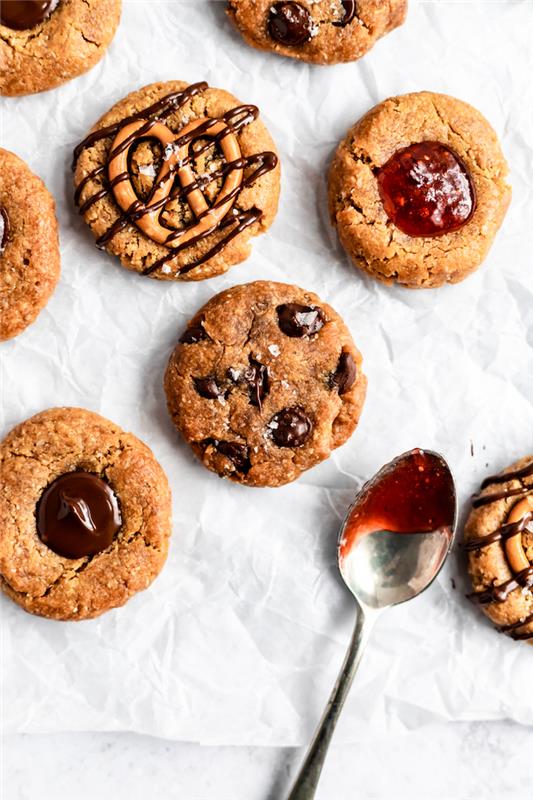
left=0, top=408, right=172, bottom=620
left=0, top=0, right=122, bottom=96
left=73, top=81, right=280, bottom=282
left=328, top=92, right=511, bottom=288
left=0, top=148, right=60, bottom=341
left=164, top=281, right=367, bottom=487
left=226, top=0, right=407, bottom=65
left=465, top=457, right=533, bottom=644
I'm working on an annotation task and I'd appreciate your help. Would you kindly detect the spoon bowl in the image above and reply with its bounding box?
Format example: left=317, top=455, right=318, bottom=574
left=287, top=449, right=457, bottom=800
left=339, top=449, right=457, bottom=609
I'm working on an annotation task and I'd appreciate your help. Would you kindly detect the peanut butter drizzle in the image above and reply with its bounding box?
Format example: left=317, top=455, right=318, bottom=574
left=73, top=83, right=278, bottom=276
left=467, top=462, right=533, bottom=638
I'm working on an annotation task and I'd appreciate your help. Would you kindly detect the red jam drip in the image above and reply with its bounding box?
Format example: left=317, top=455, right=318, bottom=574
left=340, top=449, right=455, bottom=560
left=377, top=141, right=476, bottom=237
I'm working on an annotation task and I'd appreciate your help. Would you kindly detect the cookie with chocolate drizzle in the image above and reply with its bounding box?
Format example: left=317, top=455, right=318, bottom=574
left=226, top=0, right=407, bottom=65
left=73, top=81, right=280, bottom=282
left=164, top=281, right=367, bottom=487
left=465, top=457, right=533, bottom=644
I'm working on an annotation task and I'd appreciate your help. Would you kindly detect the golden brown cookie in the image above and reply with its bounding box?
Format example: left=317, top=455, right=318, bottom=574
left=164, top=281, right=367, bottom=487
left=329, top=92, right=511, bottom=288
left=465, top=457, right=533, bottom=644
left=0, top=407, right=172, bottom=621
left=73, top=80, right=280, bottom=282
left=0, top=0, right=121, bottom=96
left=226, top=1, right=407, bottom=65
left=0, top=148, right=60, bottom=341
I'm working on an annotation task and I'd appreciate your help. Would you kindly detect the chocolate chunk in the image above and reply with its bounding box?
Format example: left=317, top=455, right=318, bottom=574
left=244, top=357, right=270, bottom=409
left=216, top=441, right=251, bottom=473
left=268, top=2, right=313, bottom=46
left=269, top=407, right=312, bottom=448
left=37, top=471, right=121, bottom=560
left=194, top=376, right=223, bottom=400
left=276, top=303, right=325, bottom=338
left=333, top=0, right=357, bottom=27
left=331, top=351, right=357, bottom=394
left=0, top=205, right=9, bottom=253
left=0, top=0, right=56, bottom=30
left=180, top=321, right=208, bottom=344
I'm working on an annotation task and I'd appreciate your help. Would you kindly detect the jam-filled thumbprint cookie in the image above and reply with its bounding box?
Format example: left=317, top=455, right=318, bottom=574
left=0, top=408, right=172, bottom=620
left=226, top=0, right=407, bottom=65
left=465, top=457, right=533, bottom=644
left=0, top=148, right=60, bottom=341
left=328, top=92, right=511, bottom=288
left=164, top=281, right=367, bottom=487
left=73, top=81, right=280, bottom=282
left=0, top=0, right=122, bottom=96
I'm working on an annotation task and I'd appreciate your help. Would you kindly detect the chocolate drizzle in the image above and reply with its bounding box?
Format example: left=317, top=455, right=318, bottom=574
left=467, top=461, right=533, bottom=639
left=73, top=82, right=278, bottom=277
left=0, top=204, right=10, bottom=253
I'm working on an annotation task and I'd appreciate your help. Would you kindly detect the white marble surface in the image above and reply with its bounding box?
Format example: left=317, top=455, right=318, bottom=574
left=4, top=721, right=533, bottom=799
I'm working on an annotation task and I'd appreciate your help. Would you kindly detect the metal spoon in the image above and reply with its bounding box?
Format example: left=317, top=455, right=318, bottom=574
left=287, top=449, right=457, bottom=800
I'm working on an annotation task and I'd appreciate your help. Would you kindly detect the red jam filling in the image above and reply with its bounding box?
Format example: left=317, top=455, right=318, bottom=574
left=377, top=141, right=475, bottom=237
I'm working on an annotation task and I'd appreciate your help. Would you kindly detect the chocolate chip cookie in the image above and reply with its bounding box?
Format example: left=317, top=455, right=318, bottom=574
left=0, top=0, right=121, bottom=96
left=226, top=1, right=407, bottom=65
left=73, top=80, right=280, bottom=282
left=329, top=92, right=511, bottom=288
left=0, top=148, right=60, bottom=341
left=0, top=407, right=172, bottom=620
left=164, top=281, right=367, bottom=487
left=465, top=457, right=533, bottom=644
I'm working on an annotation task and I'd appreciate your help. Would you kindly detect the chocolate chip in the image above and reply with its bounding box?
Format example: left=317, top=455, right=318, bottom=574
left=331, top=351, right=357, bottom=394
left=194, top=376, right=223, bottom=400
left=276, top=303, right=325, bottom=338
left=244, top=357, right=270, bottom=409
left=180, top=321, right=208, bottom=344
left=333, top=0, right=357, bottom=27
left=268, top=2, right=313, bottom=46
left=269, top=407, right=312, bottom=448
left=216, top=441, right=251, bottom=473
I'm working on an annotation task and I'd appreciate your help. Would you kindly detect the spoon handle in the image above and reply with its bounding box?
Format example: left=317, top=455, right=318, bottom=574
left=287, top=604, right=378, bottom=800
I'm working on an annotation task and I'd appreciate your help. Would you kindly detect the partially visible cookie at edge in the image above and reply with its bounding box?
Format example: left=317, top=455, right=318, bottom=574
left=0, top=148, right=60, bottom=341
left=465, top=456, right=533, bottom=644
left=226, top=0, right=407, bottom=65
left=329, top=91, right=511, bottom=288
left=0, top=407, right=172, bottom=620
left=164, top=280, right=367, bottom=487
left=73, top=80, right=280, bottom=282
left=0, top=0, right=122, bottom=96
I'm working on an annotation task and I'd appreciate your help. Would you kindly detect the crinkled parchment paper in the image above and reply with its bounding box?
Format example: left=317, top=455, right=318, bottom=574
left=1, top=0, right=533, bottom=746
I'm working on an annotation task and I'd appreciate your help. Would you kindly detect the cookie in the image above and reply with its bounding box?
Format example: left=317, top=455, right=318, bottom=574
left=226, top=1, right=407, bottom=65
left=0, top=148, right=60, bottom=341
left=329, top=92, right=511, bottom=288
left=0, top=407, right=172, bottom=620
left=164, top=281, right=367, bottom=487
left=465, top=457, right=533, bottom=644
left=73, top=80, right=280, bottom=282
left=0, top=0, right=121, bottom=96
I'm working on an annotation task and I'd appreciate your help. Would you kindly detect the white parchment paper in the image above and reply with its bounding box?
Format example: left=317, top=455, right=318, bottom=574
left=1, top=0, right=533, bottom=746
